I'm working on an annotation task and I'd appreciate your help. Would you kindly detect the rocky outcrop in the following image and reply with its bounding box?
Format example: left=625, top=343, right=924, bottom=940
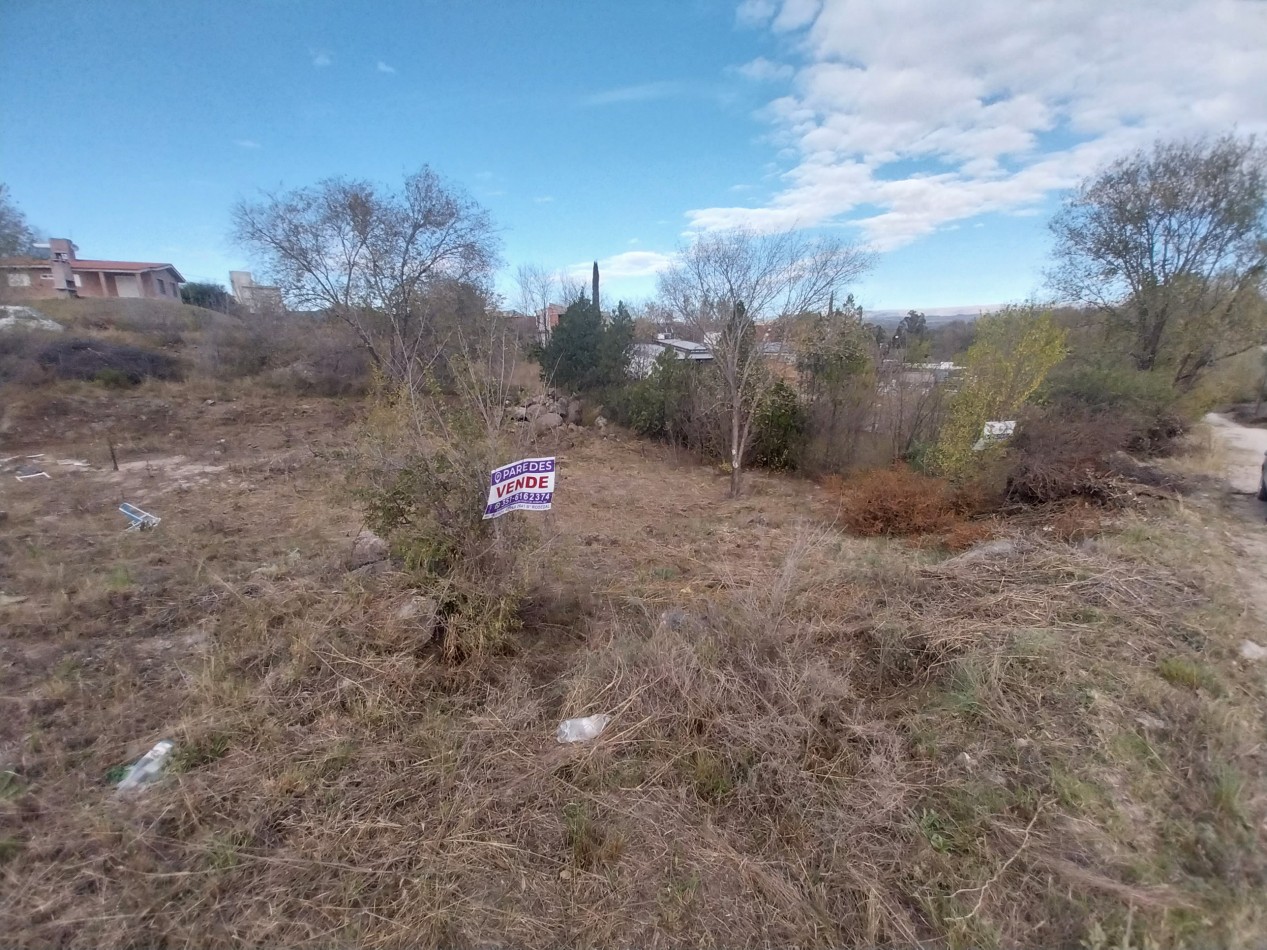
left=0, top=306, right=63, bottom=334
left=510, top=391, right=605, bottom=430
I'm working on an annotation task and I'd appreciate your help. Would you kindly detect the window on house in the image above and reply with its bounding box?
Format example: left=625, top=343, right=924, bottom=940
left=157, top=278, right=166, bottom=294
left=74, top=274, right=83, bottom=287
left=7, top=273, right=31, bottom=287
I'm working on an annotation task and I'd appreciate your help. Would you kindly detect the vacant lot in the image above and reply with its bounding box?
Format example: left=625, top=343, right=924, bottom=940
left=2, top=380, right=1266, bottom=949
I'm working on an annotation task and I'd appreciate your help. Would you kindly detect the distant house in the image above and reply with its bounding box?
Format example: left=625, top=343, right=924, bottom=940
left=229, top=271, right=284, bottom=314
left=630, top=336, right=715, bottom=377
left=0, top=239, right=184, bottom=300
left=533, top=303, right=567, bottom=342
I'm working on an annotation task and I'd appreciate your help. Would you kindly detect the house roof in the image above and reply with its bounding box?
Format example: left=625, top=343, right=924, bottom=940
left=0, top=256, right=184, bottom=282
left=654, top=339, right=714, bottom=361
left=74, top=260, right=185, bottom=281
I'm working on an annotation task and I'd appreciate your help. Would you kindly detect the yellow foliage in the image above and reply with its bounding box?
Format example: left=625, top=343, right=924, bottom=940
left=933, top=306, right=1067, bottom=480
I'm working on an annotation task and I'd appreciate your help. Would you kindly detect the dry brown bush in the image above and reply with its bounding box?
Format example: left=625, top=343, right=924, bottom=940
left=1005, top=409, right=1135, bottom=505
left=830, top=465, right=983, bottom=537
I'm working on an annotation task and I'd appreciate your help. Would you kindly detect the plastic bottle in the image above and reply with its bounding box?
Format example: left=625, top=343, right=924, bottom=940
left=116, top=739, right=175, bottom=793
left=555, top=714, right=611, bottom=743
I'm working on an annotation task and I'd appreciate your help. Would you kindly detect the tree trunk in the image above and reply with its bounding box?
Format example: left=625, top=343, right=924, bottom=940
left=729, top=396, right=743, bottom=498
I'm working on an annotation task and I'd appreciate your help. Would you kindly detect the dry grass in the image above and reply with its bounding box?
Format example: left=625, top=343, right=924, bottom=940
left=1, top=382, right=1266, bottom=949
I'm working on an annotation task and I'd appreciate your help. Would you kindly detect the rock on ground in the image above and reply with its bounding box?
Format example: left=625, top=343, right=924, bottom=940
left=349, top=530, right=389, bottom=569
left=533, top=412, right=564, bottom=435
left=395, top=595, right=438, bottom=641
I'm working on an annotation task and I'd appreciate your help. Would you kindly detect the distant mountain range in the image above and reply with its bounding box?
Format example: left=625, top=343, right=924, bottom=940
left=864, top=306, right=1002, bottom=326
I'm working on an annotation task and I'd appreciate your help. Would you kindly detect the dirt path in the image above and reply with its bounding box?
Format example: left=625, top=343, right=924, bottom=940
left=1204, top=411, right=1267, bottom=496
left=1203, top=414, right=1267, bottom=651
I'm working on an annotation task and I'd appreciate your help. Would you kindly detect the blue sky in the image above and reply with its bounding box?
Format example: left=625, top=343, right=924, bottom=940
left=2, top=0, right=1264, bottom=313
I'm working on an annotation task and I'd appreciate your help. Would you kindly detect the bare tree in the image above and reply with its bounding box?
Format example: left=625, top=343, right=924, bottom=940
left=658, top=228, right=873, bottom=496
left=0, top=184, right=33, bottom=259
left=1049, top=135, right=1267, bottom=386
left=556, top=269, right=587, bottom=307
left=514, top=263, right=558, bottom=341
left=232, top=167, right=499, bottom=382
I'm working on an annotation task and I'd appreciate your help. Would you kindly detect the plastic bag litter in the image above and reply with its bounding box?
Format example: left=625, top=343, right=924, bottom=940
left=556, top=714, right=610, bottom=744
left=116, top=739, right=175, bottom=793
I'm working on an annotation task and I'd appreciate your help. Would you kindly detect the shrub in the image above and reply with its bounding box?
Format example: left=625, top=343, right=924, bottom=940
left=36, top=338, right=180, bottom=384
left=357, top=384, right=537, bottom=663
left=832, top=466, right=977, bottom=537
left=1041, top=363, right=1186, bottom=454
left=180, top=281, right=232, bottom=312
left=608, top=352, right=721, bottom=457
left=749, top=379, right=808, bottom=471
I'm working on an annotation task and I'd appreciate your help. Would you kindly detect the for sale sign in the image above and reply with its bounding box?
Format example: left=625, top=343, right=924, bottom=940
left=483, top=456, right=556, bottom=520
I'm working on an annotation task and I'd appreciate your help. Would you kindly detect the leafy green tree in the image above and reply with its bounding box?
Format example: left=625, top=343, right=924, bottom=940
left=612, top=349, right=701, bottom=443
left=597, top=301, right=635, bottom=388
left=0, top=184, right=33, bottom=258
left=933, top=306, right=1067, bottom=480
left=538, top=296, right=633, bottom=393
left=895, top=310, right=927, bottom=347
left=795, top=306, right=874, bottom=470
left=539, top=294, right=602, bottom=391
left=749, top=379, right=808, bottom=471
left=1049, top=135, right=1267, bottom=386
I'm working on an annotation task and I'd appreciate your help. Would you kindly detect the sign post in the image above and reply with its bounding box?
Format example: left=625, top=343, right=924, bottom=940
left=483, top=456, right=556, bottom=520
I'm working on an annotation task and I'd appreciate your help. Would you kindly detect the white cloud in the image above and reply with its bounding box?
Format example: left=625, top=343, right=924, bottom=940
left=376, top=60, right=396, bottom=74
left=570, top=251, right=674, bottom=280
left=770, top=0, right=821, bottom=32
left=691, top=0, right=1267, bottom=250
left=533, top=195, right=554, bottom=204
left=234, top=139, right=261, bottom=149
left=310, top=49, right=331, bottom=67
left=583, top=81, right=683, bottom=106
left=735, top=56, right=793, bottom=82
left=736, top=0, right=778, bottom=27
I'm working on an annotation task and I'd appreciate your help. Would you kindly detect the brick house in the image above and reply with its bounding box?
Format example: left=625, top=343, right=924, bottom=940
left=0, top=238, right=184, bottom=301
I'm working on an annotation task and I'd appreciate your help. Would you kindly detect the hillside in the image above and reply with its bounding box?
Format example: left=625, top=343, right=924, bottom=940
left=1, top=316, right=1265, bottom=948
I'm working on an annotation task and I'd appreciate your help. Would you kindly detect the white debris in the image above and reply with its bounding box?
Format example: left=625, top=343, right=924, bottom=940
left=972, top=420, right=1016, bottom=451
left=116, top=739, right=175, bottom=793
left=556, top=714, right=611, bottom=743
left=1239, top=640, right=1267, bottom=662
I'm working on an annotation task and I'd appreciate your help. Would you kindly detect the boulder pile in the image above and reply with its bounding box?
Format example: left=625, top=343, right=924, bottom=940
left=509, top=391, right=605, bottom=436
